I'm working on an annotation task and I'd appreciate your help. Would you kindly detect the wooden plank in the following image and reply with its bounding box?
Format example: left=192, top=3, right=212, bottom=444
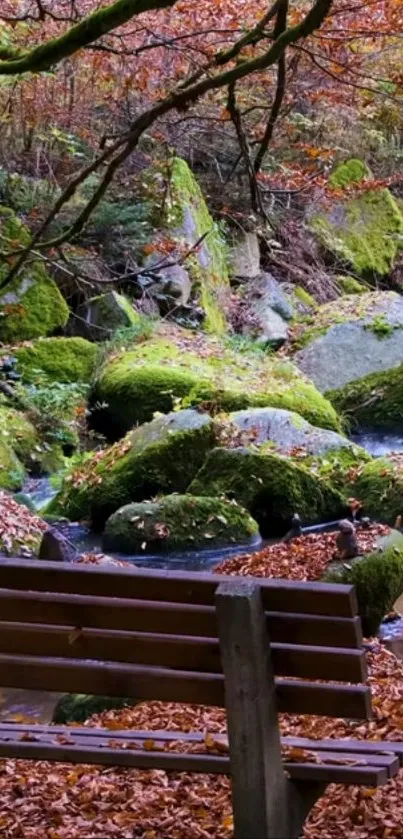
left=0, top=559, right=358, bottom=616
left=0, top=591, right=363, bottom=648
left=0, top=653, right=371, bottom=716
left=0, top=654, right=225, bottom=706
left=285, top=762, right=388, bottom=786
left=303, top=751, right=399, bottom=779
left=0, top=623, right=366, bottom=680
left=275, top=680, right=372, bottom=720
left=0, top=729, right=394, bottom=786
left=282, top=736, right=403, bottom=766
left=216, top=578, right=296, bottom=839
left=0, top=590, right=216, bottom=636
left=0, top=623, right=222, bottom=673
left=0, top=739, right=230, bottom=773
left=267, top=612, right=363, bottom=648
left=271, top=643, right=367, bottom=682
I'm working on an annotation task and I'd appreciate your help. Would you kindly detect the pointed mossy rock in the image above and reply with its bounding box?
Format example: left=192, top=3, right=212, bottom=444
left=0, top=207, right=69, bottom=341
left=49, top=409, right=216, bottom=528
left=144, top=157, right=229, bottom=333
left=349, top=458, right=403, bottom=525
left=324, top=529, right=403, bottom=635
left=311, top=159, right=403, bottom=277
left=0, top=406, right=40, bottom=469
left=12, top=336, right=99, bottom=384
left=53, top=694, right=132, bottom=724
left=103, top=495, right=259, bottom=554
left=89, top=323, right=341, bottom=440
left=328, top=364, right=403, bottom=431
left=0, top=436, right=24, bottom=490
left=294, top=292, right=403, bottom=394
left=72, top=291, right=140, bottom=342
left=188, top=448, right=344, bottom=537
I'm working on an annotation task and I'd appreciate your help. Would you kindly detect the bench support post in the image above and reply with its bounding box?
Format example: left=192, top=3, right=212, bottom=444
left=216, top=579, right=320, bottom=839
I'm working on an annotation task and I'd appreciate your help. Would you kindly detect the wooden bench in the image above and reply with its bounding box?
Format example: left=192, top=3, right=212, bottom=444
left=0, top=558, right=401, bottom=838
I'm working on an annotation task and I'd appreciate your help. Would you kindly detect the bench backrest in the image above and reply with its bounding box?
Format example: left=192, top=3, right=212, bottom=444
left=0, top=559, right=371, bottom=719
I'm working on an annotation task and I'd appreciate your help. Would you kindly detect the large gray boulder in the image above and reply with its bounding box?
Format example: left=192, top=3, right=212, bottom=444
left=295, top=291, right=403, bottom=393
left=230, top=407, right=354, bottom=455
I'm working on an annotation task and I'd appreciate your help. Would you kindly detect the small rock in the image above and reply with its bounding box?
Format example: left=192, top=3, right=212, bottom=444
left=229, top=232, right=261, bottom=279
left=38, top=528, right=78, bottom=563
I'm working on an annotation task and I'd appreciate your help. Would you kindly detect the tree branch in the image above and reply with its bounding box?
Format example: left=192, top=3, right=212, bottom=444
left=254, top=0, right=288, bottom=174
left=0, top=0, right=178, bottom=75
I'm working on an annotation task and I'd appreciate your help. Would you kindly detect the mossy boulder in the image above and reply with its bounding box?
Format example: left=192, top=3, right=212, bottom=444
left=329, top=365, right=403, bottom=430
left=144, top=157, right=229, bottom=333
left=103, top=495, right=259, bottom=554
left=11, top=337, right=99, bottom=384
left=350, top=458, right=403, bottom=525
left=0, top=405, right=42, bottom=470
left=311, top=160, right=403, bottom=277
left=72, top=291, right=140, bottom=342
left=230, top=407, right=353, bottom=455
left=90, top=323, right=341, bottom=440
left=0, top=436, right=24, bottom=490
left=325, top=529, right=403, bottom=635
left=294, top=292, right=403, bottom=394
left=49, top=409, right=216, bottom=527
left=53, top=694, right=131, bottom=724
left=0, top=490, right=46, bottom=554
left=188, top=448, right=344, bottom=537
left=0, top=207, right=69, bottom=341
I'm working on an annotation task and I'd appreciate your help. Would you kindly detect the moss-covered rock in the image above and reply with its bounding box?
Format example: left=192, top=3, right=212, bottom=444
left=350, top=458, right=403, bottom=524
left=336, top=276, right=367, bottom=295
left=188, top=448, right=344, bottom=536
left=0, top=405, right=42, bottom=469
left=53, top=694, right=131, bottom=724
left=311, top=161, right=403, bottom=277
left=103, top=495, right=259, bottom=553
left=11, top=337, right=99, bottom=384
left=294, top=292, right=403, bottom=394
left=49, top=409, right=216, bottom=527
left=328, top=159, right=370, bottom=189
left=0, top=207, right=69, bottom=341
left=0, top=437, right=24, bottom=490
left=303, top=444, right=371, bottom=495
left=328, top=364, right=403, bottom=430
left=144, top=157, right=229, bottom=333
left=72, top=291, right=140, bottom=342
left=325, top=529, right=403, bottom=635
left=90, top=323, right=341, bottom=439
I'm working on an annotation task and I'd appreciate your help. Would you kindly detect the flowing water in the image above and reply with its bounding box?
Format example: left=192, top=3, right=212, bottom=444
left=352, top=431, right=403, bottom=457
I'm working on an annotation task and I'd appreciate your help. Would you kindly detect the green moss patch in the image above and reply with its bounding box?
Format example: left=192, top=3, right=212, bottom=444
left=325, top=530, right=403, bottom=635
left=145, top=157, right=229, bottom=333
left=90, top=323, right=341, bottom=439
left=0, top=207, right=69, bottom=341
left=329, top=159, right=370, bottom=189
left=188, top=448, right=344, bottom=536
left=49, top=409, right=216, bottom=527
left=311, top=184, right=403, bottom=277
left=329, top=365, right=403, bottom=430
left=336, top=276, right=366, bottom=295
left=53, top=694, right=131, bottom=724
left=10, top=337, right=99, bottom=384
left=0, top=437, right=24, bottom=490
left=350, top=457, right=403, bottom=524
left=103, top=494, right=259, bottom=553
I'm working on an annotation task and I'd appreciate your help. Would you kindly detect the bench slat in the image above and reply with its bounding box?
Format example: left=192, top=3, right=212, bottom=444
left=0, top=654, right=372, bottom=718
left=0, top=559, right=358, bottom=616
left=0, top=590, right=363, bottom=648
left=0, top=622, right=367, bottom=681
left=282, top=736, right=403, bottom=765
left=0, top=728, right=391, bottom=786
